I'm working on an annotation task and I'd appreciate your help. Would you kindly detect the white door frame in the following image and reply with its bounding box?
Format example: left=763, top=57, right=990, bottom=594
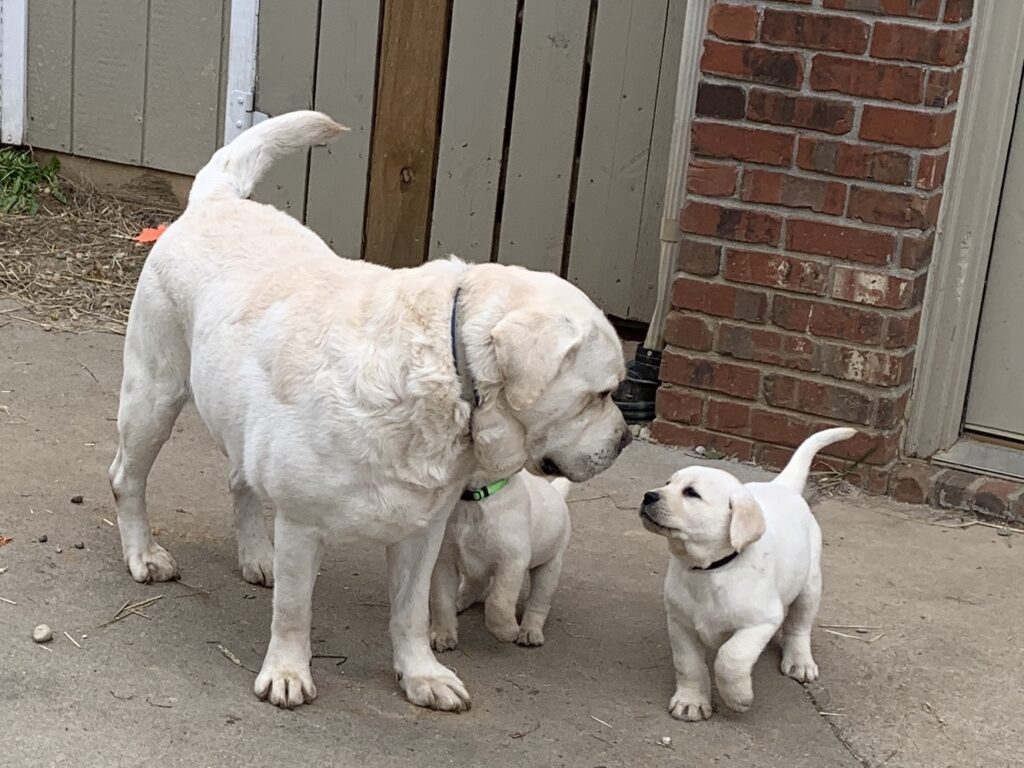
left=223, top=0, right=262, bottom=145
left=904, top=1, right=1024, bottom=459
left=0, top=0, right=28, bottom=144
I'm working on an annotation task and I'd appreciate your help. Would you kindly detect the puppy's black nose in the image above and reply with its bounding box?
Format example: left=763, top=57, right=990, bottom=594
left=642, top=491, right=660, bottom=507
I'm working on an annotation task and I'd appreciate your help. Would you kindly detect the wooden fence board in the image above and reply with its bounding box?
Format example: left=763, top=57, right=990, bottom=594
left=25, top=0, right=73, bottom=152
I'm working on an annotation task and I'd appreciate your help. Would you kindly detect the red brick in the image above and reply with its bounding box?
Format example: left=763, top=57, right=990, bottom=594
left=747, top=90, right=853, bottom=135
left=677, top=238, right=722, bottom=276
left=796, top=138, right=911, bottom=185
left=696, top=82, right=747, bottom=120
left=718, top=323, right=820, bottom=372
left=701, top=40, right=804, bottom=89
left=681, top=201, right=782, bottom=245
left=944, top=0, right=973, bottom=23
left=692, top=121, right=795, bottom=166
left=740, top=169, right=846, bottom=215
left=860, top=105, right=956, bottom=149
left=890, top=462, right=935, bottom=504
left=916, top=153, right=948, bottom=191
left=848, top=186, right=942, bottom=229
left=831, top=266, right=923, bottom=309
left=688, top=160, right=739, bottom=197
left=707, top=398, right=752, bottom=432
left=871, top=24, right=969, bottom=66
left=651, top=420, right=756, bottom=462
left=672, top=276, right=769, bottom=323
left=820, top=345, right=912, bottom=386
left=924, top=69, right=962, bottom=108
left=660, top=349, right=762, bottom=399
left=883, top=311, right=921, bottom=349
left=822, top=0, right=940, bottom=20
left=754, top=442, right=836, bottom=475
left=724, top=248, right=828, bottom=294
left=655, top=386, right=704, bottom=425
left=899, top=232, right=934, bottom=269
left=972, top=479, right=1019, bottom=520
left=786, top=219, right=895, bottom=265
left=933, top=468, right=978, bottom=509
left=875, top=387, right=911, bottom=429
left=708, top=3, right=759, bottom=43
left=764, top=373, right=874, bottom=424
left=760, top=9, right=868, bottom=54
left=810, top=54, right=923, bottom=105
left=663, top=311, right=715, bottom=351
left=772, top=295, right=886, bottom=345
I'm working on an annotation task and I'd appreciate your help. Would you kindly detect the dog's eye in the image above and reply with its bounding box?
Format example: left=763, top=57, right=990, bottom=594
left=682, top=487, right=701, bottom=500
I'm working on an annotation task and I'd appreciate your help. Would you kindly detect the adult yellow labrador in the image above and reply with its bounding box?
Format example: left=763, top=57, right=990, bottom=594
left=109, top=111, right=631, bottom=711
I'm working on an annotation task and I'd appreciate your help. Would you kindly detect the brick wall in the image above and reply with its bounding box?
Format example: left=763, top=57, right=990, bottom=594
left=653, top=0, right=973, bottom=493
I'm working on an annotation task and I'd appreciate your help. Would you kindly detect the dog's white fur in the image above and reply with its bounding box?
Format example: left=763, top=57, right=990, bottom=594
left=109, top=111, right=630, bottom=711
left=639, top=427, right=856, bottom=721
left=430, top=473, right=572, bottom=650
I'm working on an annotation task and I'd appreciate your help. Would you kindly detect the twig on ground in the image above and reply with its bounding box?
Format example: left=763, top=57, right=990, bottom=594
left=822, top=628, right=885, bottom=643
left=217, top=643, right=258, bottom=674
left=145, top=697, right=174, bottom=709
left=557, top=621, right=590, bottom=640
left=589, top=715, right=614, bottom=729
left=0, top=596, right=18, bottom=605
left=819, top=623, right=882, bottom=631
left=101, top=518, right=114, bottom=526
left=63, top=631, right=82, bottom=648
left=97, top=595, right=163, bottom=627
left=80, top=363, right=100, bottom=383
left=510, top=722, right=541, bottom=739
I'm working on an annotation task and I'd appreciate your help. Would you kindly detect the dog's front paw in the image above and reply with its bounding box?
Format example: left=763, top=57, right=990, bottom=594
left=399, top=667, right=471, bottom=712
left=485, top=618, right=520, bottom=643
left=240, top=549, right=274, bottom=587
left=669, top=690, right=712, bottom=721
left=430, top=629, right=459, bottom=653
left=717, top=675, right=754, bottom=713
left=516, top=626, right=545, bottom=647
left=254, top=656, right=317, bottom=709
left=125, top=544, right=179, bottom=583
left=780, top=654, right=818, bottom=683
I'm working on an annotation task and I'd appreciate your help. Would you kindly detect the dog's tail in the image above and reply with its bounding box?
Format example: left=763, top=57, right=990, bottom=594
left=549, top=477, right=572, bottom=500
left=772, top=427, right=857, bottom=494
left=188, top=111, right=347, bottom=205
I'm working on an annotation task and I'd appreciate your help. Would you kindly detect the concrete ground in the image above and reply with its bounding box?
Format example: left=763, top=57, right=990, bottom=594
left=2, top=315, right=1022, bottom=768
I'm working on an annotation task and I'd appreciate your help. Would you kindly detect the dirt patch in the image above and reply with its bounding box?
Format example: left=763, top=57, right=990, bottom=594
left=0, top=181, right=175, bottom=334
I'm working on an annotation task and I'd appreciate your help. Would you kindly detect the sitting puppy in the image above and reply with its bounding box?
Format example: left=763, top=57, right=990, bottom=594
left=640, top=427, right=856, bottom=721
left=430, top=471, right=572, bottom=650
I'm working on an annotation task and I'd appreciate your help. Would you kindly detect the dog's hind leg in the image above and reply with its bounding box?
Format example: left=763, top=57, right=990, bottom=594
left=232, top=470, right=274, bottom=586
left=516, top=550, right=564, bottom=647
left=780, top=569, right=821, bottom=683
left=429, top=536, right=460, bottom=652
left=109, top=277, right=189, bottom=583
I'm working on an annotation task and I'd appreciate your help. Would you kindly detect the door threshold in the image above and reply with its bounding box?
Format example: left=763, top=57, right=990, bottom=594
left=933, top=437, right=1024, bottom=482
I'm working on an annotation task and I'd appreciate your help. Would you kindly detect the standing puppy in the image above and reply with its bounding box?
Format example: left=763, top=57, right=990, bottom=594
left=639, top=427, right=856, bottom=721
left=430, top=471, right=571, bottom=650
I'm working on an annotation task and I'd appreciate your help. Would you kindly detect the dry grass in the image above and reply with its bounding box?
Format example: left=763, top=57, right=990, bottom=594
left=0, top=179, right=174, bottom=334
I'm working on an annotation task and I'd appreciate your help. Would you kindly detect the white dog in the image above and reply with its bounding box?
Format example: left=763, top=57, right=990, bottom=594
left=109, top=111, right=631, bottom=711
left=430, top=472, right=571, bottom=650
left=639, top=427, right=856, bottom=721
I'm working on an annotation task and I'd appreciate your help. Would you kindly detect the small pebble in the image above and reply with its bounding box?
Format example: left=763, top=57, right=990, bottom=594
left=55, top=547, right=63, bottom=554
left=37, top=535, right=48, bottom=543
left=242, top=593, right=256, bottom=600
left=660, top=736, right=672, bottom=747
left=32, top=624, right=53, bottom=643
left=70, top=495, right=84, bottom=504
left=74, top=542, right=85, bottom=550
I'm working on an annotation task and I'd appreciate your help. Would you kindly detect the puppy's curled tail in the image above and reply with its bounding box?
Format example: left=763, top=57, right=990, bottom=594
left=772, top=427, right=857, bottom=494
left=549, top=477, right=572, bottom=500
left=189, top=111, right=347, bottom=205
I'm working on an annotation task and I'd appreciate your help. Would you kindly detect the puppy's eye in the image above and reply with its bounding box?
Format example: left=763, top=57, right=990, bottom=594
left=682, top=487, right=701, bottom=500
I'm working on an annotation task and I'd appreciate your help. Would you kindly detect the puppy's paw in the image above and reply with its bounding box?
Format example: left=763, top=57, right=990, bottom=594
left=254, top=657, right=317, bottom=709
left=717, top=677, right=754, bottom=713
left=430, top=629, right=459, bottom=653
left=780, top=655, right=819, bottom=683
left=125, top=544, right=179, bottom=583
left=485, top=619, right=520, bottom=644
left=515, top=626, right=544, bottom=647
left=669, top=690, right=713, bottom=721
left=399, top=668, right=471, bottom=712
left=240, top=554, right=274, bottom=587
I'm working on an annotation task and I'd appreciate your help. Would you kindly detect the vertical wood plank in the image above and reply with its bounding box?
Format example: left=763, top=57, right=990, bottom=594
left=428, top=0, right=517, bottom=262
left=72, top=0, right=148, bottom=164
left=25, top=0, right=74, bottom=151
left=252, top=0, right=320, bottom=219
left=216, top=0, right=230, bottom=147
left=629, top=0, right=687, bottom=322
left=304, top=0, right=382, bottom=258
left=143, top=0, right=223, bottom=174
left=496, top=0, right=590, bottom=273
left=566, top=0, right=670, bottom=317
left=363, top=0, right=453, bottom=267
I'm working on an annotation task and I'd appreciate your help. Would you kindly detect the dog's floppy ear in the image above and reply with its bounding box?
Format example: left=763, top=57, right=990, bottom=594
left=491, top=309, right=584, bottom=410
left=728, top=489, right=766, bottom=552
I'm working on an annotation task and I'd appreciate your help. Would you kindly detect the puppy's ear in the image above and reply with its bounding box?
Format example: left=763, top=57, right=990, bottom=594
left=491, top=310, right=583, bottom=410
left=728, top=490, right=766, bottom=552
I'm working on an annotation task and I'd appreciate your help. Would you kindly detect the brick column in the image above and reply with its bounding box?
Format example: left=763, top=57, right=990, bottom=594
left=653, top=0, right=972, bottom=493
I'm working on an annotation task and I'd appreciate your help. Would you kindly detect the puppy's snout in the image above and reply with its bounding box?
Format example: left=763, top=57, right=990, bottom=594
left=615, top=428, right=633, bottom=454
left=642, top=490, right=660, bottom=507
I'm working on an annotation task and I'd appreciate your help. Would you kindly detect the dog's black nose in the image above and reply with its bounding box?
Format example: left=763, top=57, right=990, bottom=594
left=642, top=491, right=660, bottom=507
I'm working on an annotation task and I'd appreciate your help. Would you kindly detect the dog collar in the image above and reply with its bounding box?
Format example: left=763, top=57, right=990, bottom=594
left=691, top=551, right=739, bottom=572
left=461, top=478, right=509, bottom=502
left=451, top=286, right=480, bottom=407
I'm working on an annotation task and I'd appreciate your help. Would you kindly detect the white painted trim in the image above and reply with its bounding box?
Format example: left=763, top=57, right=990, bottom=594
left=223, top=0, right=260, bottom=144
left=644, top=0, right=713, bottom=350
left=904, top=2, right=1024, bottom=458
left=0, top=0, right=28, bottom=145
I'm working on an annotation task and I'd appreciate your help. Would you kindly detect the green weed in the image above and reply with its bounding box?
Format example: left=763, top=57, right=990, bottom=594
left=0, top=148, right=66, bottom=214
